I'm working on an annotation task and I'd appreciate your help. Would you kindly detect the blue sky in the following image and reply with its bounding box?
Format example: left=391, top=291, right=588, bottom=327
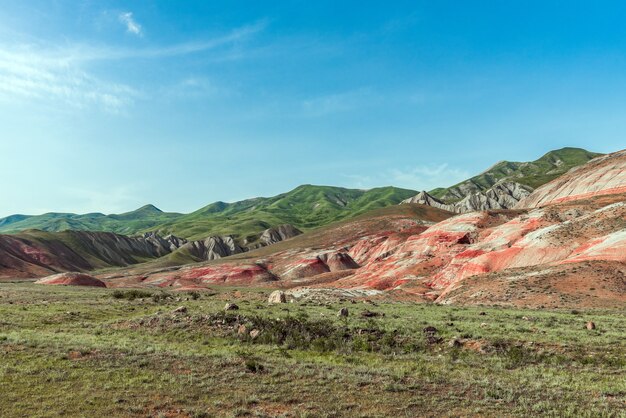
left=0, top=1, right=625, bottom=216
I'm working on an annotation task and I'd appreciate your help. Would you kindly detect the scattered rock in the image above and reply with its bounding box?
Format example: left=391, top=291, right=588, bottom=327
left=225, top=303, right=239, bottom=311
left=360, top=310, right=380, bottom=318
left=480, top=322, right=488, bottom=328
left=586, top=321, right=596, bottom=330
left=249, top=329, right=261, bottom=339
left=172, top=306, right=187, bottom=314
left=268, top=290, right=287, bottom=304
left=338, top=307, right=349, bottom=318
left=423, top=326, right=438, bottom=334
left=448, top=338, right=463, bottom=348
left=423, top=326, right=442, bottom=344
left=464, top=339, right=489, bottom=354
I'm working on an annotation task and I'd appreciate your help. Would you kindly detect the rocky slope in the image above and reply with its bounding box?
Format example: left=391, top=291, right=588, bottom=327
left=8, top=147, right=626, bottom=309
left=429, top=147, right=601, bottom=202
left=98, top=152, right=626, bottom=309
left=402, top=182, right=533, bottom=213
left=101, top=204, right=453, bottom=289
left=179, top=236, right=244, bottom=261
left=0, top=230, right=189, bottom=279
left=402, top=148, right=599, bottom=213
left=516, top=149, right=626, bottom=209
left=0, top=222, right=304, bottom=279
left=258, top=224, right=303, bottom=246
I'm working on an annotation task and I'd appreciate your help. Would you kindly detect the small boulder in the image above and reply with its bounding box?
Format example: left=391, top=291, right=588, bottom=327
left=172, top=306, right=187, bottom=314
left=360, top=310, right=380, bottom=318
left=237, top=324, right=247, bottom=335
left=422, top=326, right=442, bottom=345
left=338, top=307, right=349, bottom=318
left=249, top=329, right=261, bottom=339
left=423, top=326, right=438, bottom=334
left=586, top=321, right=596, bottom=330
left=448, top=338, right=463, bottom=348
left=268, top=290, right=287, bottom=304
left=225, top=303, right=239, bottom=311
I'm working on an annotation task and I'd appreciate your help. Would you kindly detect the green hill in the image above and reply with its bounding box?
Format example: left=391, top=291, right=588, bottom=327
left=0, top=205, right=183, bottom=236
left=430, top=147, right=602, bottom=202
left=0, top=185, right=417, bottom=241
left=147, top=185, right=417, bottom=240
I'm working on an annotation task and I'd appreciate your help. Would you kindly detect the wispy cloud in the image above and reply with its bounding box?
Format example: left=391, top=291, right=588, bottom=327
left=0, top=47, right=138, bottom=113
left=118, top=12, right=142, bottom=36
left=300, top=88, right=375, bottom=117
left=59, top=184, right=143, bottom=215
left=0, top=21, right=267, bottom=113
left=345, top=163, right=470, bottom=191
left=163, top=77, right=233, bottom=100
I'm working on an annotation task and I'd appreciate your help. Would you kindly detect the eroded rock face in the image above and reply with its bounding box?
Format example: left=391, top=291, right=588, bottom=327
left=402, top=182, right=533, bottom=213
left=141, top=232, right=188, bottom=255
left=35, top=272, right=106, bottom=287
left=337, top=194, right=626, bottom=308
left=182, top=236, right=244, bottom=261
left=260, top=225, right=302, bottom=246
left=0, top=230, right=189, bottom=279
left=516, top=149, right=626, bottom=209
left=401, top=191, right=455, bottom=212
left=280, top=251, right=359, bottom=280
left=454, top=182, right=533, bottom=213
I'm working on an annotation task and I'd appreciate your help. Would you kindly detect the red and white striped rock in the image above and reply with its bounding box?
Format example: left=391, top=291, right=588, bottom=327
left=516, top=149, right=626, bottom=208
left=35, top=272, right=106, bottom=287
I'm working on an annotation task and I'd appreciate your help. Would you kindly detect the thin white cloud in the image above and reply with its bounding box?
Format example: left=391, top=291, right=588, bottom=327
left=300, top=88, right=375, bottom=117
left=345, top=164, right=470, bottom=191
left=119, top=12, right=143, bottom=36
left=390, top=164, right=470, bottom=190
left=163, top=77, right=233, bottom=100
left=0, top=46, right=138, bottom=113
left=59, top=185, right=143, bottom=215
left=0, top=21, right=266, bottom=113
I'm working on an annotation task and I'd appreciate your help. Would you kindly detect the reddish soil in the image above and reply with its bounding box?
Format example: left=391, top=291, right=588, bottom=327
left=35, top=272, right=107, bottom=287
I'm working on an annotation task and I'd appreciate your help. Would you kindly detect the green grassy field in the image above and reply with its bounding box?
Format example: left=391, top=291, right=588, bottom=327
left=1, top=283, right=624, bottom=417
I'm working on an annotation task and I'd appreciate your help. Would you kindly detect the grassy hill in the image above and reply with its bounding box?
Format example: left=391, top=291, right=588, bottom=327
left=430, top=147, right=602, bottom=202
left=0, top=205, right=183, bottom=236
left=147, top=185, right=417, bottom=240
left=0, top=185, right=417, bottom=241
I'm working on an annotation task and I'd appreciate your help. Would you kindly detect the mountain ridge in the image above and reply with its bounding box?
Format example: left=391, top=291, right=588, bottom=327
left=429, top=147, right=602, bottom=202
left=0, top=185, right=417, bottom=241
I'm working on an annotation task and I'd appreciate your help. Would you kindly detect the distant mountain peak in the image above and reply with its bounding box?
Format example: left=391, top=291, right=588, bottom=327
left=134, top=204, right=163, bottom=213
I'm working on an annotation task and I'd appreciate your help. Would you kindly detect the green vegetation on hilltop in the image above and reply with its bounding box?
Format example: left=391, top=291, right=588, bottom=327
left=0, top=147, right=603, bottom=240
left=0, top=284, right=623, bottom=417
left=0, top=205, right=182, bottom=237
left=431, top=147, right=602, bottom=201
left=0, top=186, right=415, bottom=241
left=153, top=185, right=417, bottom=240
